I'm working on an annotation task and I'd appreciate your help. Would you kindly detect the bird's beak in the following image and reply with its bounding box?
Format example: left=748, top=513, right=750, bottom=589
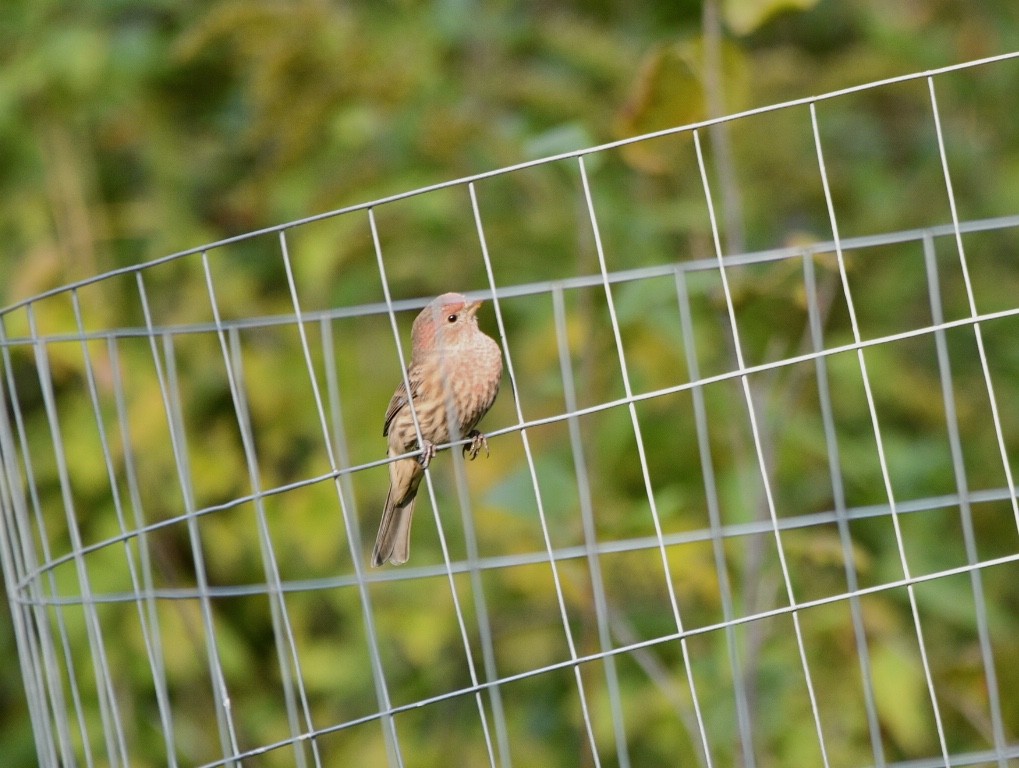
left=465, top=299, right=483, bottom=316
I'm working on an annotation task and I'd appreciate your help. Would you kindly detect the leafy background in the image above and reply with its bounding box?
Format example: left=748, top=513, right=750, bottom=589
left=3, top=0, right=1019, bottom=766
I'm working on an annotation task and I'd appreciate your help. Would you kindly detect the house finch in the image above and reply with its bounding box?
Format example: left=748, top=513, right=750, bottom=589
left=371, top=292, right=503, bottom=567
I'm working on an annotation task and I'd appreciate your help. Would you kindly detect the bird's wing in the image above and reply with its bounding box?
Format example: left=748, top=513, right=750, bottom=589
left=382, top=368, right=420, bottom=437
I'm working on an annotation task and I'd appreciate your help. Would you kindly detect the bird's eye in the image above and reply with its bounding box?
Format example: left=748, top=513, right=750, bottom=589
left=447, top=314, right=458, bottom=323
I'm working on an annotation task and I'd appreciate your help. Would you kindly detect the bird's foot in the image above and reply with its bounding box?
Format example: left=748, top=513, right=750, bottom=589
left=418, top=440, right=437, bottom=469
left=463, top=430, right=490, bottom=461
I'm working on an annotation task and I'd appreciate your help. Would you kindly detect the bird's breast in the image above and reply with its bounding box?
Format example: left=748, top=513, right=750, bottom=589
left=389, top=339, right=502, bottom=451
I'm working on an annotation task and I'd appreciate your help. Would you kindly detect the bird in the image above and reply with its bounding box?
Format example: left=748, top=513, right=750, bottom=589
left=371, top=292, right=503, bottom=567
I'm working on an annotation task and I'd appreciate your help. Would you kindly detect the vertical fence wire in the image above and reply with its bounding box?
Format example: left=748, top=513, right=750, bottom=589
left=0, top=351, right=64, bottom=767
left=810, top=102, right=951, bottom=764
left=203, top=252, right=322, bottom=768
left=577, top=155, right=714, bottom=767
left=469, top=181, right=603, bottom=767
left=694, top=127, right=832, bottom=767
left=31, top=300, right=128, bottom=768
left=106, top=334, right=180, bottom=766
left=927, top=78, right=1019, bottom=535
left=137, top=275, right=243, bottom=766
left=673, top=269, right=757, bottom=768
left=0, top=315, right=85, bottom=768
left=71, top=292, right=174, bottom=766
left=801, top=253, right=886, bottom=768
left=921, top=234, right=1009, bottom=767
left=552, top=284, right=632, bottom=768
left=279, top=226, right=408, bottom=767
left=366, top=212, right=499, bottom=768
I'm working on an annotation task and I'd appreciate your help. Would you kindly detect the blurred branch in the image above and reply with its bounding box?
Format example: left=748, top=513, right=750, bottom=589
left=42, top=122, right=101, bottom=283
left=702, top=0, right=745, bottom=257
left=609, top=608, right=710, bottom=768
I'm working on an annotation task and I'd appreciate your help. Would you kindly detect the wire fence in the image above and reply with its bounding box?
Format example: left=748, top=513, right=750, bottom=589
left=2, top=52, right=1019, bottom=767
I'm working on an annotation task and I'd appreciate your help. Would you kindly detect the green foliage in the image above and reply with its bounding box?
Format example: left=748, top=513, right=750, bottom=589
left=3, top=1, right=1019, bottom=767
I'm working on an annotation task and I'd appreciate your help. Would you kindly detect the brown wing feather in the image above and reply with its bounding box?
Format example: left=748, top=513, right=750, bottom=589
left=382, top=367, right=420, bottom=437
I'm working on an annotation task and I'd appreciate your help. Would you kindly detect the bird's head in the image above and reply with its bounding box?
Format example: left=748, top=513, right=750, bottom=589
left=411, top=292, right=484, bottom=353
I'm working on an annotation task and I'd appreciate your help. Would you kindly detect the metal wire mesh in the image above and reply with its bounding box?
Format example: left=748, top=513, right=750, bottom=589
left=3, top=52, right=1019, bottom=767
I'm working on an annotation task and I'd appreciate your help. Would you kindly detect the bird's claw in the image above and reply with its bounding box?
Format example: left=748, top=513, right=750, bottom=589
left=418, top=440, right=437, bottom=469
left=463, top=430, right=489, bottom=461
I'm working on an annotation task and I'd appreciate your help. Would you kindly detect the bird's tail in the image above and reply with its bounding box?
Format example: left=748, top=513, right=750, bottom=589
left=371, top=458, right=422, bottom=567
left=371, top=492, right=416, bottom=567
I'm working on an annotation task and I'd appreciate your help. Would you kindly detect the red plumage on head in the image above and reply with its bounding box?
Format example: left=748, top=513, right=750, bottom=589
left=411, top=292, right=479, bottom=353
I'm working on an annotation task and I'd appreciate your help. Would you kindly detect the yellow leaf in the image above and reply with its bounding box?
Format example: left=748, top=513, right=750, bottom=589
left=617, top=44, right=705, bottom=174
left=724, top=0, right=821, bottom=36
left=870, top=642, right=933, bottom=753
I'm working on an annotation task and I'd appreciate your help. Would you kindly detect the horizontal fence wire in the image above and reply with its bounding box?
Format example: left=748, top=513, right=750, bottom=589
left=2, top=51, right=1019, bottom=768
